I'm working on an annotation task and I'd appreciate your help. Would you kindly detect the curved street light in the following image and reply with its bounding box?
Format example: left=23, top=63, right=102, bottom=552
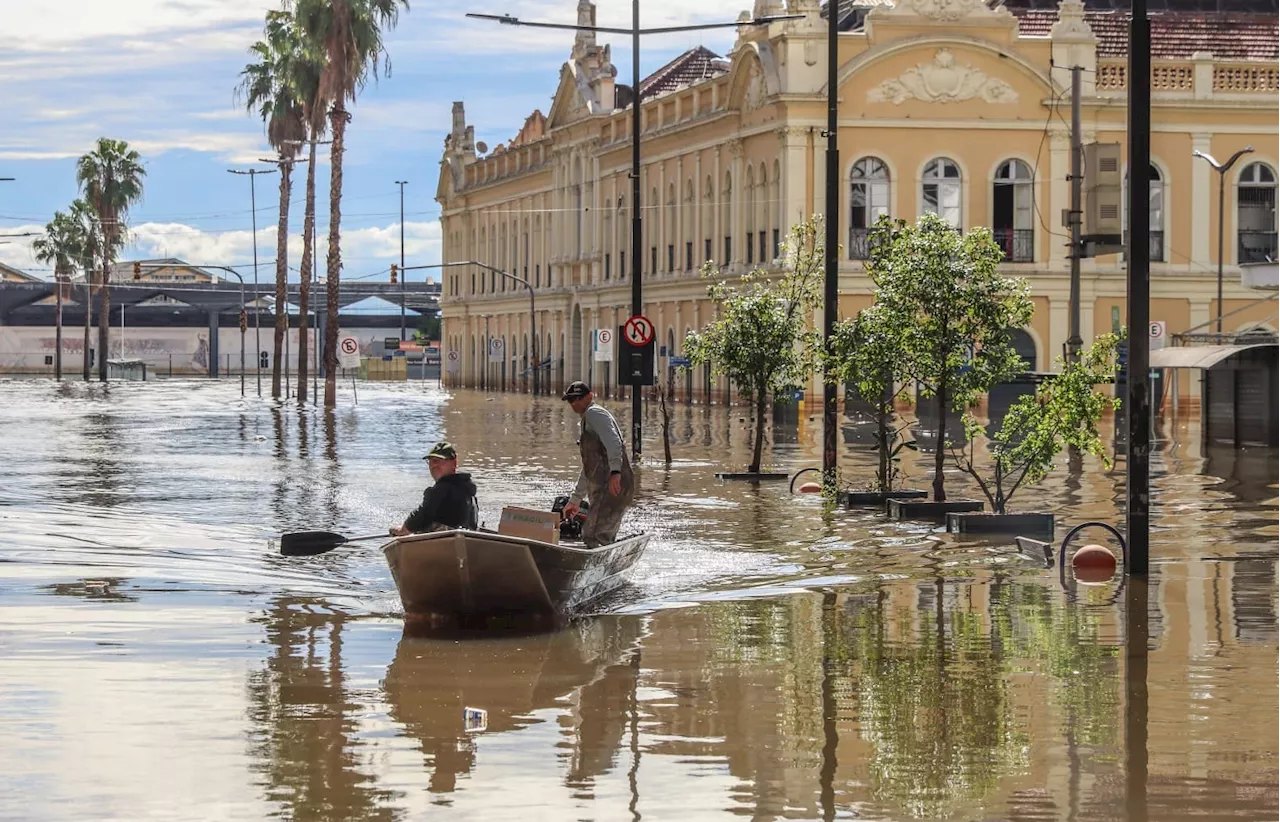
left=1193, top=146, right=1254, bottom=333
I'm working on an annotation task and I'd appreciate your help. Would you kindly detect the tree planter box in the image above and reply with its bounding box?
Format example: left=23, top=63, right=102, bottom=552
left=715, top=472, right=790, bottom=481
left=887, top=499, right=983, bottom=522
left=841, top=489, right=929, bottom=508
left=946, top=512, right=1055, bottom=538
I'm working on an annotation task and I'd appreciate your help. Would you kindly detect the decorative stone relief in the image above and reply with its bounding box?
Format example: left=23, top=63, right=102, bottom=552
left=895, top=0, right=994, bottom=21
left=867, top=50, right=1018, bottom=105
left=743, top=63, right=766, bottom=111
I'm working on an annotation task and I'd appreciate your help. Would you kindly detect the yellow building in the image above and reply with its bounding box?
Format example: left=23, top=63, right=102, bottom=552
left=436, top=0, right=1278, bottom=402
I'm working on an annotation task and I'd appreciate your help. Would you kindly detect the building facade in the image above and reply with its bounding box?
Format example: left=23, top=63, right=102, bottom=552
left=436, top=0, right=1278, bottom=402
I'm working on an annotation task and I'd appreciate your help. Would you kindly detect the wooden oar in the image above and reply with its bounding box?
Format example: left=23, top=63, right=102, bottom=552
left=279, top=530, right=389, bottom=557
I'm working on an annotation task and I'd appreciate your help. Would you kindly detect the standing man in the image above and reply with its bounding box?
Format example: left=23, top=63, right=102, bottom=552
left=560, top=381, right=635, bottom=547
left=389, top=441, right=479, bottom=536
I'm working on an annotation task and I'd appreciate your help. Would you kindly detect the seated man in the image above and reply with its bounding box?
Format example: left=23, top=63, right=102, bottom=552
left=389, top=441, right=479, bottom=536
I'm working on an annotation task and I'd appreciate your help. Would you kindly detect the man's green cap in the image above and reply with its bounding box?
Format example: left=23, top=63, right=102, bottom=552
left=425, top=441, right=457, bottom=461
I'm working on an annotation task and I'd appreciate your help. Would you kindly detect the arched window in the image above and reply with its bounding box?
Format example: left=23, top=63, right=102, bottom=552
left=1123, top=164, right=1165, bottom=262
left=772, top=160, right=781, bottom=259
left=745, top=165, right=756, bottom=264
left=757, top=162, right=768, bottom=265
left=703, top=175, right=715, bottom=266
left=992, top=159, right=1034, bottom=262
left=683, top=179, right=695, bottom=270
left=722, top=171, right=733, bottom=265
left=617, top=197, right=628, bottom=281
left=1238, top=162, right=1278, bottom=264
left=650, top=186, right=658, bottom=275
left=850, top=157, right=890, bottom=259
left=572, top=158, right=583, bottom=257
left=667, top=182, right=677, bottom=273
left=921, top=157, right=961, bottom=227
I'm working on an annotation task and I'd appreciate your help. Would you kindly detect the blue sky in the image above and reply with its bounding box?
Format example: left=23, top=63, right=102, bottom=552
left=0, top=0, right=749, bottom=285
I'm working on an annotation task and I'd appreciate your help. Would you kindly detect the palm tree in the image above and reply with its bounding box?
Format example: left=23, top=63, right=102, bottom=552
left=32, top=206, right=89, bottom=381
left=69, top=201, right=102, bottom=381
left=296, top=0, right=408, bottom=407
left=239, top=9, right=310, bottom=400
left=76, top=138, right=145, bottom=382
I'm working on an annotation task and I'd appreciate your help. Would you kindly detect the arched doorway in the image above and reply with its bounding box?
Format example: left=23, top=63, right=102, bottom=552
left=987, top=327, right=1041, bottom=434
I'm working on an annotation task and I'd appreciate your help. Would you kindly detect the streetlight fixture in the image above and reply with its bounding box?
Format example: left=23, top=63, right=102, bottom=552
left=1193, top=146, right=1254, bottom=333
left=467, top=6, right=802, bottom=459
left=395, top=180, right=409, bottom=342
left=227, top=166, right=278, bottom=396
left=400, top=260, right=538, bottom=394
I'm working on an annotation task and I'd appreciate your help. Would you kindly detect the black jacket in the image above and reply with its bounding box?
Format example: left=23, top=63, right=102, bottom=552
left=404, top=472, right=478, bottom=533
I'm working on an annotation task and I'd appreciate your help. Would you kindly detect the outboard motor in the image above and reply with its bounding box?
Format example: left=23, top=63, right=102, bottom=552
left=551, top=495, right=589, bottom=541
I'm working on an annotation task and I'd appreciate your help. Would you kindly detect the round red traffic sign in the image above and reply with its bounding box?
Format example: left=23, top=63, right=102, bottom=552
left=340, top=337, right=359, bottom=355
left=623, top=314, right=654, bottom=346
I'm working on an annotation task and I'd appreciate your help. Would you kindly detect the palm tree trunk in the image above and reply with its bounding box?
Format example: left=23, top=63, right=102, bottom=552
left=322, top=108, right=347, bottom=408
left=299, top=138, right=318, bottom=405
left=54, top=269, right=64, bottom=381
left=272, top=160, right=293, bottom=399
left=97, top=255, right=110, bottom=382
left=83, top=268, right=92, bottom=381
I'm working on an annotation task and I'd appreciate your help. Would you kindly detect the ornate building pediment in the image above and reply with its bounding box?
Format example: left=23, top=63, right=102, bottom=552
left=867, top=49, right=1018, bottom=104
left=874, top=0, right=1011, bottom=23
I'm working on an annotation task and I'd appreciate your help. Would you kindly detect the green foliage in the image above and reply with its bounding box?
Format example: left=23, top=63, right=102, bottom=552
left=238, top=9, right=320, bottom=156
left=685, top=217, right=825, bottom=473
left=865, top=214, right=1034, bottom=500
left=953, top=333, right=1123, bottom=514
left=76, top=137, right=145, bottom=259
left=294, top=0, right=408, bottom=111
left=828, top=303, right=916, bottom=492
left=32, top=199, right=100, bottom=281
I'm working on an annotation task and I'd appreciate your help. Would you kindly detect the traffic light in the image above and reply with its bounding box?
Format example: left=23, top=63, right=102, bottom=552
left=132, top=261, right=142, bottom=280
left=238, top=310, right=248, bottom=333
left=390, top=263, right=398, bottom=284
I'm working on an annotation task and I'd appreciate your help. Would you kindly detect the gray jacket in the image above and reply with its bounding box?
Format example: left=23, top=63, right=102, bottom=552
left=569, top=403, right=625, bottom=504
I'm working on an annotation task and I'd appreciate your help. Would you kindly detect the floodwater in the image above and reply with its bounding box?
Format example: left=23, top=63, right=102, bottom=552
left=0, top=379, right=1275, bottom=821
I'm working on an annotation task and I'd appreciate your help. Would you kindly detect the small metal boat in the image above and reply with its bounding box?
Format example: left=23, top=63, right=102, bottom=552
left=382, top=529, right=650, bottom=624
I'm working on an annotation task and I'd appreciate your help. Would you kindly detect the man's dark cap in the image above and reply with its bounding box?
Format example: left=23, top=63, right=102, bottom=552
left=425, top=441, right=457, bottom=461
left=561, top=381, right=591, bottom=401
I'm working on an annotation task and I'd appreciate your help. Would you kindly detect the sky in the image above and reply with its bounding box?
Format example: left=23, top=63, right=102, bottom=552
left=0, top=0, right=753, bottom=285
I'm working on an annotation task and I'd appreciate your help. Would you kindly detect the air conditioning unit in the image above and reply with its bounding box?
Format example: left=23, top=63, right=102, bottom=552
left=1084, top=142, right=1123, bottom=255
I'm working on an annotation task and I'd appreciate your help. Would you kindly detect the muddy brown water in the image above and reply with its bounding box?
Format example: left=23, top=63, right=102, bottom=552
left=0, top=379, right=1275, bottom=821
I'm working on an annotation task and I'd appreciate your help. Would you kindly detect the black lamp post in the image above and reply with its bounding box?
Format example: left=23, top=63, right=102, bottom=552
left=1193, top=146, right=1254, bottom=333
left=466, top=6, right=801, bottom=461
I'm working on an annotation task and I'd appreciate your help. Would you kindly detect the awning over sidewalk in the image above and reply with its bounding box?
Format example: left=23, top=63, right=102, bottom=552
left=1149, top=343, right=1276, bottom=370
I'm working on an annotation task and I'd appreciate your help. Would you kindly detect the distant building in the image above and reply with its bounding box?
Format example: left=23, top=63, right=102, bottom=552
left=0, top=261, right=39, bottom=282
left=68, top=258, right=224, bottom=285
left=437, top=0, right=1279, bottom=402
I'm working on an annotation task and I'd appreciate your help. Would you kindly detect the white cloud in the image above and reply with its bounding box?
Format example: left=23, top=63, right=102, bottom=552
left=0, top=0, right=270, bottom=48
left=0, top=225, right=45, bottom=273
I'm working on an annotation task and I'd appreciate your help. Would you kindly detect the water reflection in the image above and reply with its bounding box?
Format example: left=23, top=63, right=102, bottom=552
left=246, top=599, right=400, bottom=821
left=384, top=617, right=641, bottom=796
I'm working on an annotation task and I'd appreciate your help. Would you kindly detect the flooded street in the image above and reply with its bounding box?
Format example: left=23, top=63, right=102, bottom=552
left=0, top=379, right=1275, bottom=821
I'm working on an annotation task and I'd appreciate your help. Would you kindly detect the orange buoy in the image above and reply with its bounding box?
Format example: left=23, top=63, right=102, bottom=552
left=1071, top=543, right=1117, bottom=583
left=798, top=481, right=822, bottom=494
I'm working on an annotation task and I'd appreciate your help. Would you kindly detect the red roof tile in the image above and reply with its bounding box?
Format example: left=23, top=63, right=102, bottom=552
left=639, top=46, right=728, bottom=100
left=1013, top=9, right=1279, bottom=60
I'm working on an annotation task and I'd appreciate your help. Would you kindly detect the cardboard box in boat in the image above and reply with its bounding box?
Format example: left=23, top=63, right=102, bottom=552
left=498, top=506, right=560, bottom=544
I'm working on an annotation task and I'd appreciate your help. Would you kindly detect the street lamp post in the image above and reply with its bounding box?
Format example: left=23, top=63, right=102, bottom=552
left=228, top=166, right=278, bottom=397
left=467, top=6, right=800, bottom=460
left=400, top=260, right=536, bottom=393
left=1193, top=146, right=1254, bottom=333
left=395, top=180, right=409, bottom=342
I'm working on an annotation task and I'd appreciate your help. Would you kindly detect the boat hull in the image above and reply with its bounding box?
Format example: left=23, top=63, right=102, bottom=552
left=382, top=530, right=649, bottom=623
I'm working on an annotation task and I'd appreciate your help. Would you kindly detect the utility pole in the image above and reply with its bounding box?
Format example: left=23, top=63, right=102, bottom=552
left=822, top=0, right=839, bottom=489
left=396, top=180, right=408, bottom=342
left=228, top=166, right=277, bottom=397
left=1126, top=0, right=1152, bottom=578
left=630, top=0, right=643, bottom=460
left=1067, top=66, right=1083, bottom=364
